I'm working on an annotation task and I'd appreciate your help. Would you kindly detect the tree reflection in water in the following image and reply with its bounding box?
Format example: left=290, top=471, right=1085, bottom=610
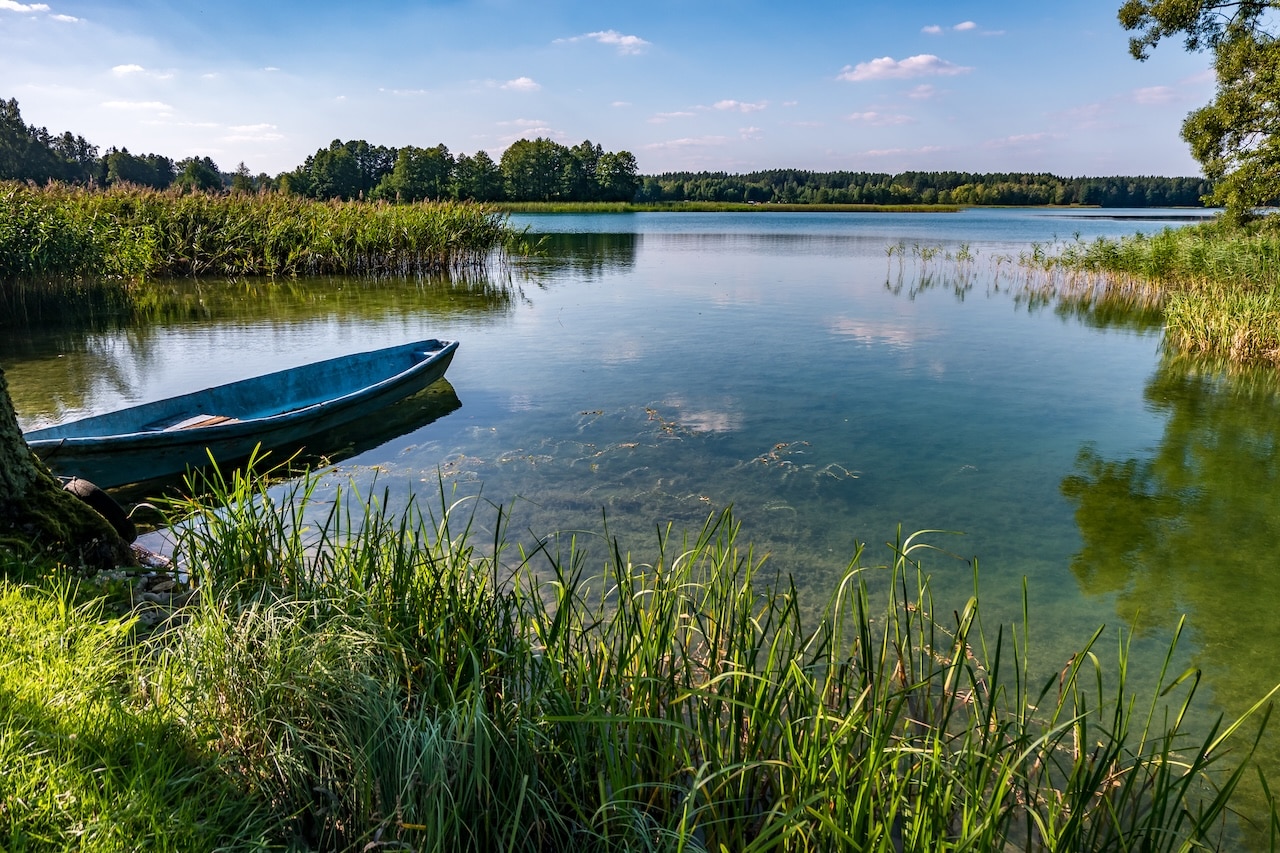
left=1062, top=352, right=1280, bottom=836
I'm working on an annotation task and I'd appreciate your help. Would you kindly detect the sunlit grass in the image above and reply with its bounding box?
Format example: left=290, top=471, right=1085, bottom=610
left=1039, top=217, right=1280, bottom=363
left=0, top=182, right=516, bottom=323
left=84, top=464, right=1275, bottom=849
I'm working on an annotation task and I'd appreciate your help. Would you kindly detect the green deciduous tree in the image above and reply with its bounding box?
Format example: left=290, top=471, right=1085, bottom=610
left=452, top=150, right=503, bottom=201
left=1119, top=0, right=1280, bottom=222
left=373, top=144, right=454, bottom=202
left=174, top=156, right=223, bottom=192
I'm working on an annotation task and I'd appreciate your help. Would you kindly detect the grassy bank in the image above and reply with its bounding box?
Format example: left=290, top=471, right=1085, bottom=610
left=0, top=183, right=514, bottom=321
left=496, top=201, right=961, bottom=214
left=1043, top=217, right=1280, bottom=363
left=1, top=465, right=1275, bottom=851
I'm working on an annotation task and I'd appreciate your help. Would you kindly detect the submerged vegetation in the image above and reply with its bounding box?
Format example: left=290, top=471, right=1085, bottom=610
left=1, top=464, right=1275, bottom=851
left=1042, top=218, right=1280, bottom=363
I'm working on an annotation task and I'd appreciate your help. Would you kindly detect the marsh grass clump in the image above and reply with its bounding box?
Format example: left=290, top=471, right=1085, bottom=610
left=1040, top=217, right=1280, bottom=363
left=99, top=463, right=1273, bottom=851
left=0, top=182, right=515, bottom=323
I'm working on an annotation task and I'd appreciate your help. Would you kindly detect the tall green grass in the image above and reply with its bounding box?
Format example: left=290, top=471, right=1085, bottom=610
left=0, top=182, right=513, bottom=304
left=118, top=463, right=1276, bottom=851
left=0, top=577, right=271, bottom=851
left=1043, top=219, right=1280, bottom=363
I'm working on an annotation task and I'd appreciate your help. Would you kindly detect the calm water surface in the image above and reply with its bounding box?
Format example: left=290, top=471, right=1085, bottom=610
left=8, top=207, right=1280, bottom=828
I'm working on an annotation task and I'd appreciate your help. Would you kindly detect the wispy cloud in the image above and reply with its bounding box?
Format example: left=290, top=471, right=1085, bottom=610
left=713, top=99, right=767, bottom=113
left=379, top=87, right=430, bottom=96
left=649, top=110, right=696, bottom=123
left=263, top=66, right=280, bottom=73
left=101, top=100, right=172, bottom=111
left=0, top=1, right=50, bottom=12
left=111, top=63, right=173, bottom=80
left=556, top=29, right=651, bottom=55
left=923, top=21, right=1002, bottom=35
left=645, top=136, right=729, bottom=150
left=907, top=84, right=938, bottom=99
left=839, top=54, right=972, bottom=82
left=984, top=132, right=1052, bottom=148
left=501, top=76, right=541, bottom=92
left=739, top=126, right=762, bottom=139
left=863, top=145, right=944, bottom=157
left=612, top=101, right=631, bottom=107
left=847, top=111, right=914, bottom=126
left=1132, top=85, right=1177, bottom=105
left=224, top=123, right=283, bottom=142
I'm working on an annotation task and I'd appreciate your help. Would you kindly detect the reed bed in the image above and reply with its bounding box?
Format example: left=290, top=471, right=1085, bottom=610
left=0, top=182, right=513, bottom=285
left=1041, top=220, right=1280, bottom=363
left=48, top=462, right=1260, bottom=852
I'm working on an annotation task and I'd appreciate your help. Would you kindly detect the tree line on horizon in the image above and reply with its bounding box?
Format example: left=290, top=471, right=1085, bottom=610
left=640, top=170, right=1213, bottom=207
left=1, top=95, right=1212, bottom=207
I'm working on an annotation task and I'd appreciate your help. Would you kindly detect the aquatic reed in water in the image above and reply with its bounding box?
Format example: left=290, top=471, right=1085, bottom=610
left=139, top=463, right=1278, bottom=851
left=1040, top=220, right=1280, bottom=364
left=0, top=182, right=514, bottom=284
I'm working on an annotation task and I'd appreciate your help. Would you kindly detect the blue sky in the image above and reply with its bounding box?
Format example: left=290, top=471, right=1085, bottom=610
left=1, top=0, right=1215, bottom=177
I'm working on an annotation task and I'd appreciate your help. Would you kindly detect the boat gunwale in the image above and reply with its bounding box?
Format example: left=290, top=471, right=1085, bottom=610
left=22, top=339, right=458, bottom=450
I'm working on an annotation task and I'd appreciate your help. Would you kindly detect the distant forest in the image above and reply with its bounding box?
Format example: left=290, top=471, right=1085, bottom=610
left=1, top=96, right=1212, bottom=207
left=637, top=170, right=1212, bottom=207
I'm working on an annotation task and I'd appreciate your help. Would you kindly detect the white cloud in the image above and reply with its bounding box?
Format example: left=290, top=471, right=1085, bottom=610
left=499, top=118, right=549, bottom=128
left=263, top=66, right=280, bottom=73
left=863, top=145, right=944, bottom=157
left=0, top=1, right=50, bottom=11
left=838, top=54, right=972, bottom=82
left=739, top=126, right=762, bottom=139
left=101, top=100, right=172, bottom=110
left=557, top=29, right=651, bottom=55
left=612, top=101, right=631, bottom=107
left=984, top=132, right=1051, bottom=148
left=649, top=111, right=696, bottom=123
left=110, top=63, right=172, bottom=80
left=501, top=76, right=541, bottom=92
left=1133, top=85, right=1177, bottom=105
left=713, top=99, right=766, bottom=113
left=50, top=12, right=77, bottom=21
left=847, top=111, right=914, bottom=126
left=923, top=21, right=1001, bottom=36
left=907, top=84, right=937, bottom=99
left=224, top=123, right=284, bottom=142
left=645, top=136, right=729, bottom=150
left=380, top=87, right=430, bottom=96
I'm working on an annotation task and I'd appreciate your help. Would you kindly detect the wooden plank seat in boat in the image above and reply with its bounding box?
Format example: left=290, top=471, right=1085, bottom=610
left=144, top=413, right=243, bottom=432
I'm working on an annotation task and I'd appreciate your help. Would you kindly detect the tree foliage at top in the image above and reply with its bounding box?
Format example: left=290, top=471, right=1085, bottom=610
left=1119, top=0, right=1280, bottom=221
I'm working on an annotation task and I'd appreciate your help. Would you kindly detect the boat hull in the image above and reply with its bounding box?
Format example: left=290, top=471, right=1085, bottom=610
left=24, top=339, right=458, bottom=488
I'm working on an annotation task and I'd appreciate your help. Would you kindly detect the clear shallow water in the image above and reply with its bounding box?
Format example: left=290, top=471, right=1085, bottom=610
left=7, top=207, right=1280, bottom=835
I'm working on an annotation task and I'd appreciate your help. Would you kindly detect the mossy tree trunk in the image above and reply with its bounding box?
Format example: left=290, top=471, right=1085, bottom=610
left=0, top=366, right=132, bottom=572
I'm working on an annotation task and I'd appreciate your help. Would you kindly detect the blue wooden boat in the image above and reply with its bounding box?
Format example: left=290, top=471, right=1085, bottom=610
left=24, top=339, right=458, bottom=488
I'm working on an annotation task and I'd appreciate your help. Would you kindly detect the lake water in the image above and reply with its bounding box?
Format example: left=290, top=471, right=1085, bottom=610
left=8, top=206, right=1280, bottom=833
